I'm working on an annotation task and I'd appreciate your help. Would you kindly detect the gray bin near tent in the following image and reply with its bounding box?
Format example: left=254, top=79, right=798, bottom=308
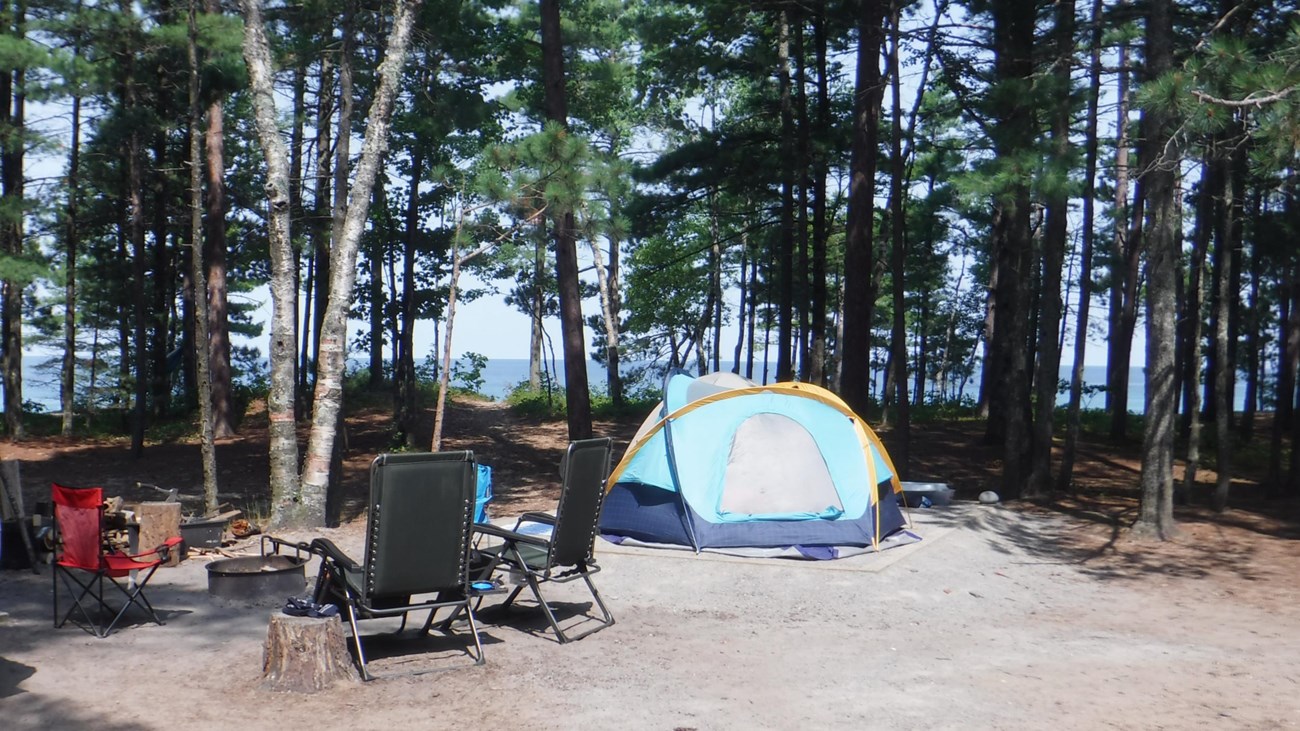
left=899, top=482, right=954, bottom=508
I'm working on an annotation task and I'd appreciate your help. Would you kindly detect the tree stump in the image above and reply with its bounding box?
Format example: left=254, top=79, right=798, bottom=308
left=261, top=613, right=356, bottom=692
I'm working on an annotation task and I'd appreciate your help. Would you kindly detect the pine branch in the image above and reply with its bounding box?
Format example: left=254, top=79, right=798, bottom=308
left=1191, top=85, right=1298, bottom=108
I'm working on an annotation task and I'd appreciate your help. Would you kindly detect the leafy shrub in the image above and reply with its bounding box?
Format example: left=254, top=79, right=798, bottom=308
left=505, top=378, right=566, bottom=419
left=451, top=352, right=488, bottom=394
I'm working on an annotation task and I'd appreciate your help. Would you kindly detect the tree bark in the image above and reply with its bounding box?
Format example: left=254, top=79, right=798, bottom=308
left=1272, top=255, right=1300, bottom=494
left=1238, top=219, right=1261, bottom=438
left=395, top=144, right=422, bottom=446
left=588, top=232, right=622, bottom=404
left=529, top=224, right=544, bottom=390
left=540, top=0, right=591, bottom=440
left=0, top=1, right=24, bottom=440
left=298, top=0, right=422, bottom=525
left=839, top=0, right=886, bottom=417
left=808, top=1, right=830, bottom=386
left=189, top=0, right=219, bottom=513
left=241, top=0, right=302, bottom=526
left=886, top=0, right=909, bottom=475
left=302, top=58, right=334, bottom=403
left=1108, top=27, right=1135, bottom=438
left=204, top=0, right=234, bottom=438
left=985, top=0, right=1035, bottom=499
left=1178, top=159, right=1212, bottom=503
left=120, top=0, right=148, bottom=456
left=61, top=1, right=84, bottom=438
left=1211, top=140, right=1236, bottom=513
left=775, top=7, right=796, bottom=382
left=1133, top=0, right=1179, bottom=541
left=1028, top=0, right=1075, bottom=497
left=1058, top=0, right=1105, bottom=493
left=368, top=179, right=387, bottom=388
left=261, top=614, right=355, bottom=692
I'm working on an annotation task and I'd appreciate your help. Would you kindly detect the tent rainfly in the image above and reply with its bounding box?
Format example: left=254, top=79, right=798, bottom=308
left=599, top=371, right=911, bottom=559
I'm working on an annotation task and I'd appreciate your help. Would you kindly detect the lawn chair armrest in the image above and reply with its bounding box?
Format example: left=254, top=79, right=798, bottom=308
left=473, top=522, right=551, bottom=548
left=514, top=511, right=556, bottom=529
left=121, top=535, right=183, bottom=562
left=308, top=537, right=359, bottom=571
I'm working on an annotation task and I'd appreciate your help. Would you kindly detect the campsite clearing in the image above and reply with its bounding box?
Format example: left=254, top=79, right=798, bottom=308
left=3, top=504, right=1299, bottom=729
left=2, top=396, right=1299, bottom=729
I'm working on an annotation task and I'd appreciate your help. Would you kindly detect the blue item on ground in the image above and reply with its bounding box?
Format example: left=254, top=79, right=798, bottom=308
left=475, top=464, right=493, bottom=523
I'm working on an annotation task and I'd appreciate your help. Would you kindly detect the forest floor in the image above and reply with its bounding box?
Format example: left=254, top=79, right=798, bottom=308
left=1, top=394, right=1299, bottom=729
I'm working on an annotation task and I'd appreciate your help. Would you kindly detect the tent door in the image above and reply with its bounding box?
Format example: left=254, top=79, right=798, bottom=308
left=716, top=413, right=844, bottom=519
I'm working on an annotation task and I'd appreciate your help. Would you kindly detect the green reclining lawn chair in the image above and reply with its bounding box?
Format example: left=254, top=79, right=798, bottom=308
left=309, top=451, right=485, bottom=679
left=473, top=437, right=615, bottom=643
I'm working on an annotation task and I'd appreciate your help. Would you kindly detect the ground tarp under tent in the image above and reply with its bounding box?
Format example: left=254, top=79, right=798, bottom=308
left=599, top=371, right=915, bottom=559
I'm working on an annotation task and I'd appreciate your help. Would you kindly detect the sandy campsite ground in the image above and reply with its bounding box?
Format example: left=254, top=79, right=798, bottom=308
left=2, top=396, right=1300, bottom=729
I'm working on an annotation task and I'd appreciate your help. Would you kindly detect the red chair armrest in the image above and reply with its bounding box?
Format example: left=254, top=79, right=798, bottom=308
left=121, top=535, right=184, bottom=562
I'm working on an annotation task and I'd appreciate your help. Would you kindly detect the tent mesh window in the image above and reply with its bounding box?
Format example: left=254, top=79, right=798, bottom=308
left=718, top=413, right=843, bottom=517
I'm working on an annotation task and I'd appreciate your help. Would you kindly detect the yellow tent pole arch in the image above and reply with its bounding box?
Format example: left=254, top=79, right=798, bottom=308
left=606, top=380, right=903, bottom=497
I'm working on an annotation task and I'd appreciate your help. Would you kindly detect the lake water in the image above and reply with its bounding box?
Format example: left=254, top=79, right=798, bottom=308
left=11, top=354, right=1233, bottom=415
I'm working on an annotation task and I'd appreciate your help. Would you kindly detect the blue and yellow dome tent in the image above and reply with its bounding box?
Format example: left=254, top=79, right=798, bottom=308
left=599, top=371, right=911, bottom=559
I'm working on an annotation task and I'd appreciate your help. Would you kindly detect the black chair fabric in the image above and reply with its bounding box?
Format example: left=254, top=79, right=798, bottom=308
left=473, top=437, right=615, bottom=643
left=305, top=450, right=484, bottom=679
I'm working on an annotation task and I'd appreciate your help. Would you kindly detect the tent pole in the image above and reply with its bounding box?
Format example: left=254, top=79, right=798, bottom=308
left=662, top=416, right=701, bottom=552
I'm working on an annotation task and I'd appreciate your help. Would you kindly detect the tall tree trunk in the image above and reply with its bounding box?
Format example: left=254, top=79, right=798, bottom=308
left=529, top=224, right=544, bottom=390
left=188, top=0, right=219, bottom=512
left=885, top=0, right=909, bottom=474
left=703, top=187, right=722, bottom=374
left=808, top=0, right=830, bottom=386
left=1028, top=0, right=1074, bottom=497
left=368, top=178, right=386, bottom=388
left=733, top=240, right=749, bottom=375
left=61, top=1, right=84, bottom=438
left=240, top=0, right=302, bottom=526
left=1133, top=0, right=1178, bottom=540
left=985, top=0, right=1035, bottom=500
left=793, top=8, right=810, bottom=380
left=120, top=2, right=148, bottom=456
left=1272, top=250, right=1300, bottom=494
left=1238, top=215, right=1261, bottom=438
left=745, top=233, right=758, bottom=380
left=1178, top=159, right=1212, bottom=503
left=1058, top=0, right=1104, bottom=493
left=589, top=231, right=622, bottom=404
left=540, top=0, right=591, bottom=440
left=288, top=63, right=306, bottom=418
left=203, top=2, right=234, bottom=437
left=839, top=0, right=886, bottom=417
left=775, top=7, right=796, bottom=382
left=150, top=108, right=173, bottom=419
left=297, top=0, right=421, bottom=526
left=605, top=219, right=623, bottom=405
left=0, top=0, right=23, bottom=440
left=1107, top=30, right=1133, bottom=436
left=395, top=145, right=422, bottom=446
left=1210, top=140, right=1237, bottom=513
left=303, top=58, right=334, bottom=402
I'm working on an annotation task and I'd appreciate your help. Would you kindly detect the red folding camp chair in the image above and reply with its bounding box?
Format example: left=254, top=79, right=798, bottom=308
left=52, top=483, right=182, bottom=638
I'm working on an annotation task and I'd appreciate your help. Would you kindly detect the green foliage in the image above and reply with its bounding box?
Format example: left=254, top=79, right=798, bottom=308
left=450, top=352, right=489, bottom=394
left=505, top=375, right=658, bottom=421
left=505, top=378, right=567, bottom=419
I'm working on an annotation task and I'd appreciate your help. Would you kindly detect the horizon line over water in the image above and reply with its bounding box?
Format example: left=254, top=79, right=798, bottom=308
left=14, top=355, right=1236, bottom=416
